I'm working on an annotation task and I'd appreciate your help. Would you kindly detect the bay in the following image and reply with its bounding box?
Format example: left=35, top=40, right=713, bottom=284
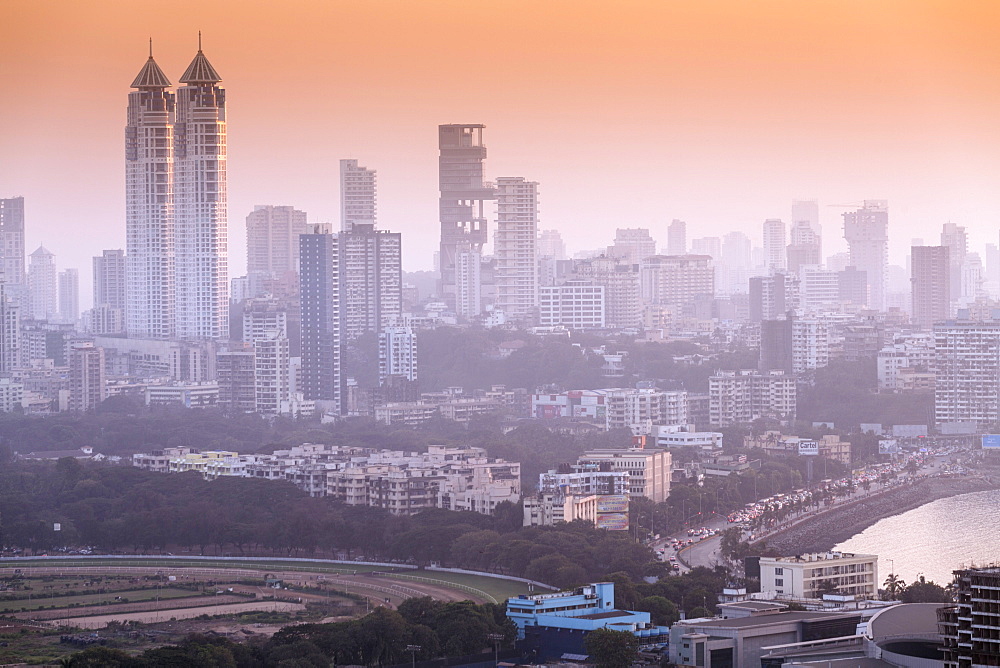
left=833, top=488, right=1000, bottom=586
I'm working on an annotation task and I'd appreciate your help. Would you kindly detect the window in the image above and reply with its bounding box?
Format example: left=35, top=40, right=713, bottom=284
left=775, top=578, right=784, bottom=586
left=774, top=567, right=783, bottom=575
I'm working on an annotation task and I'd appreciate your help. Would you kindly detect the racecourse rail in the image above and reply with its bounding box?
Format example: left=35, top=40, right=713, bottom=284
left=0, top=555, right=556, bottom=605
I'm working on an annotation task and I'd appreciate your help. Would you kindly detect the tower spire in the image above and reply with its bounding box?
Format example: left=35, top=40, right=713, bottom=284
left=179, top=33, right=221, bottom=84
left=131, top=41, right=171, bottom=90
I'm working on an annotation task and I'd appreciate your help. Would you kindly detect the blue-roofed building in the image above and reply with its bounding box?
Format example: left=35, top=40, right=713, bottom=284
left=506, top=582, right=669, bottom=660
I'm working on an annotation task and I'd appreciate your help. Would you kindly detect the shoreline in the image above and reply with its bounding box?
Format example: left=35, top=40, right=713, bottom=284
left=753, top=474, right=1000, bottom=556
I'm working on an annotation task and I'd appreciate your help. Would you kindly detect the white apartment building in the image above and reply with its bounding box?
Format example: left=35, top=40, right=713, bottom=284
left=792, top=319, right=829, bottom=373
left=576, top=448, right=672, bottom=503
left=242, top=299, right=287, bottom=345
left=639, top=255, right=714, bottom=309
left=379, top=326, right=417, bottom=383
left=538, top=469, right=630, bottom=497
left=609, top=228, right=656, bottom=265
left=574, top=256, right=641, bottom=329
left=798, top=267, right=840, bottom=313
left=603, top=388, right=688, bottom=434
left=494, top=177, right=539, bottom=322
left=934, top=319, right=1000, bottom=427
left=759, top=552, right=878, bottom=600
left=539, top=280, right=605, bottom=329
left=245, top=205, right=308, bottom=291
left=652, top=425, right=722, bottom=450
left=523, top=493, right=599, bottom=527
left=253, top=330, right=291, bottom=415
left=455, top=248, right=482, bottom=318
left=709, top=370, right=796, bottom=427
left=340, top=159, right=376, bottom=231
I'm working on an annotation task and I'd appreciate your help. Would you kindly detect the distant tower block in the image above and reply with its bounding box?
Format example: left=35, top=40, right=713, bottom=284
left=438, top=124, right=495, bottom=310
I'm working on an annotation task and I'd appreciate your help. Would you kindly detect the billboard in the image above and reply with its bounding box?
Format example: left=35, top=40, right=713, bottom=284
left=596, top=513, right=629, bottom=531
left=982, top=435, right=1000, bottom=449
left=798, top=440, right=819, bottom=456
left=878, top=439, right=899, bottom=454
left=597, top=495, right=630, bottom=513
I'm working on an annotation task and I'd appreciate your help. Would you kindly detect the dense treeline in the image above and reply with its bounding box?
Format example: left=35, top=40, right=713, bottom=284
left=0, top=460, right=655, bottom=589
left=64, top=600, right=515, bottom=667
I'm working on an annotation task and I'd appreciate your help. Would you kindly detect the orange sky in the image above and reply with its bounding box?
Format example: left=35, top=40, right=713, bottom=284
left=3, top=0, right=1000, bottom=304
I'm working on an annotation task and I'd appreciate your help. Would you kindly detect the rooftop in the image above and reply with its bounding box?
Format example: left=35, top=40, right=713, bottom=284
left=678, top=611, right=851, bottom=630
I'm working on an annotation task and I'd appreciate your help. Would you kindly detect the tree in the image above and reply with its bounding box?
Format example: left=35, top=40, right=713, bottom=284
left=814, top=579, right=839, bottom=596
left=635, top=595, right=679, bottom=626
left=883, top=573, right=907, bottom=600
left=66, top=647, right=141, bottom=667
left=901, top=575, right=949, bottom=603
left=584, top=628, right=640, bottom=668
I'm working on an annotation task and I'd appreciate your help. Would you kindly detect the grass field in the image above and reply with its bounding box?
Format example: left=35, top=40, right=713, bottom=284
left=0, top=586, right=197, bottom=613
left=0, top=557, right=544, bottom=605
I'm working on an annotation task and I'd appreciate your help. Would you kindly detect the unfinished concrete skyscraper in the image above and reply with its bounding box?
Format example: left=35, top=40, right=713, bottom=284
left=438, top=124, right=495, bottom=313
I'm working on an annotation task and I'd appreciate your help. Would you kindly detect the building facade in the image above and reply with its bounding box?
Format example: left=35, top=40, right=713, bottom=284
left=758, top=552, right=878, bottom=600
left=339, top=159, right=376, bottom=231
left=298, top=226, right=341, bottom=413
left=911, top=245, right=951, bottom=328
left=494, top=176, right=539, bottom=322
left=843, top=200, right=888, bottom=311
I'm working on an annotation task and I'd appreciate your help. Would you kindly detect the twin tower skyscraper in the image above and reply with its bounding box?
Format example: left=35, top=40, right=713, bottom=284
left=126, top=38, right=228, bottom=341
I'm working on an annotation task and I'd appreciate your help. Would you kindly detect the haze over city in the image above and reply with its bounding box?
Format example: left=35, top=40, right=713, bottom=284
left=5, top=0, right=1000, bottom=303
left=5, top=2, right=1000, bottom=666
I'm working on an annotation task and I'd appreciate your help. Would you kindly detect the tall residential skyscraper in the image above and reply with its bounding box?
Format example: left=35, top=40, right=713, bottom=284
left=911, top=246, right=950, bottom=328
left=609, top=228, right=656, bottom=265
left=791, top=199, right=820, bottom=250
left=494, top=177, right=539, bottom=321
left=438, top=124, right=495, bottom=310
left=339, top=159, right=376, bottom=232
left=843, top=200, right=888, bottom=310
left=538, top=229, right=567, bottom=260
left=93, top=250, right=127, bottom=311
left=92, top=250, right=127, bottom=335
left=299, top=225, right=341, bottom=414
left=125, top=47, right=175, bottom=339
left=173, top=40, right=228, bottom=340
left=58, top=269, right=79, bottom=324
left=0, top=197, right=26, bottom=291
left=339, top=223, right=402, bottom=340
left=28, top=246, right=57, bottom=321
left=762, top=218, right=787, bottom=273
left=941, top=223, right=968, bottom=302
left=667, top=219, right=687, bottom=256
left=787, top=220, right=822, bottom=273
left=69, top=342, right=106, bottom=412
left=245, top=205, right=308, bottom=296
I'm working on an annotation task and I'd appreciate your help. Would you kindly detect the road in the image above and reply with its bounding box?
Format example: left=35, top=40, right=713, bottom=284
left=651, top=454, right=953, bottom=574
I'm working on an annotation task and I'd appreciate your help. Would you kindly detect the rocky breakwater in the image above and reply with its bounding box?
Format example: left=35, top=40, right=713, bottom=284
left=754, top=474, right=998, bottom=556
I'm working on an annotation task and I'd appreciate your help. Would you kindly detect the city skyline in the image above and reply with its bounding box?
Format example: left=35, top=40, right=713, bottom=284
left=4, top=1, right=1000, bottom=307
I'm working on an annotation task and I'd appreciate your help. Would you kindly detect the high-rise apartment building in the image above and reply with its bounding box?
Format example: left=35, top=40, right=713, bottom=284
left=762, top=218, right=787, bottom=273
left=749, top=273, right=799, bottom=322
left=791, top=198, right=820, bottom=254
left=298, top=226, right=341, bottom=413
left=93, top=250, right=127, bottom=313
left=911, top=246, right=950, bottom=328
left=217, top=350, right=255, bottom=413
left=454, top=248, right=482, bottom=318
left=379, top=326, right=418, bottom=384
left=27, top=246, right=57, bottom=321
left=339, top=159, right=376, bottom=232
left=667, top=219, right=687, bottom=256
left=538, top=281, right=605, bottom=330
left=438, top=124, right=495, bottom=311
left=537, top=229, right=567, bottom=260
left=709, top=370, right=796, bottom=426
left=720, top=231, right=752, bottom=295
left=125, top=41, right=228, bottom=340
left=339, top=223, right=402, bottom=339
left=0, top=286, right=20, bottom=373
left=787, top=220, right=822, bottom=273
left=0, top=198, right=26, bottom=304
left=173, top=42, right=228, bottom=340
left=939, top=568, right=1000, bottom=668
left=254, top=330, right=291, bottom=415
left=639, top=255, right=714, bottom=309
left=242, top=298, right=288, bottom=346
left=58, top=269, right=79, bottom=324
left=125, top=49, right=175, bottom=339
left=69, top=342, right=106, bottom=412
left=494, top=177, right=539, bottom=321
left=574, top=256, right=641, bottom=329
left=245, top=205, right=308, bottom=294
left=609, top=228, right=656, bottom=265
left=843, top=200, right=888, bottom=310
left=940, top=223, right=967, bottom=302
left=934, top=318, right=1000, bottom=427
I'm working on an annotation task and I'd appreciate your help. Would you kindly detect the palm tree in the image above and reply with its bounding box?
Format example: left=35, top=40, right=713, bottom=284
left=884, top=573, right=907, bottom=600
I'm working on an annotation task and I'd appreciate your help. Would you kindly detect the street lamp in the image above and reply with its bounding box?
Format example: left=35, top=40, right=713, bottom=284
left=406, top=644, right=421, bottom=668
left=487, top=633, right=504, bottom=666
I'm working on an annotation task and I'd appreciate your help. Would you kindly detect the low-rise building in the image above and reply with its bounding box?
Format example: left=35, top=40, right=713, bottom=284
left=709, top=370, right=796, bottom=427
left=758, top=551, right=878, bottom=600
left=507, top=582, right=669, bottom=660
left=576, top=447, right=671, bottom=503
left=145, top=382, right=219, bottom=409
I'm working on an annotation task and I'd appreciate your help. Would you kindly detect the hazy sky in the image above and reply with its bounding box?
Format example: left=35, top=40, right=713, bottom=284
left=4, top=0, right=1000, bottom=307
